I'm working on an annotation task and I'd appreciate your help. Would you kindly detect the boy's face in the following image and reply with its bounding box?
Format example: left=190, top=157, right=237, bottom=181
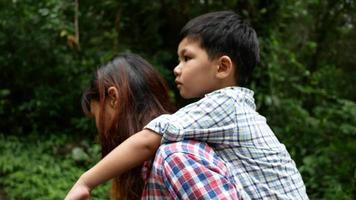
left=174, top=37, right=219, bottom=98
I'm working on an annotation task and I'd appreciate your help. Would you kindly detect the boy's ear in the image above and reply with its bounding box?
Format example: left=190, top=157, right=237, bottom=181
left=216, top=55, right=234, bottom=79
left=107, top=86, right=119, bottom=108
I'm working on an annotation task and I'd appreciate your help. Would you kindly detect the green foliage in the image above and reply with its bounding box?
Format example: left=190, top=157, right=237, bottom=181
left=0, top=133, right=109, bottom=200
left=0, top=0, right=355, bottom=199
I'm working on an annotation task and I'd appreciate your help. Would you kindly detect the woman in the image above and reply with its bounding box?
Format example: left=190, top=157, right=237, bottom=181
left=81, top=53, right=175, bottom=199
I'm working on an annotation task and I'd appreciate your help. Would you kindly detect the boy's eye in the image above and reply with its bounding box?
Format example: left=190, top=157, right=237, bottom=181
left=177, top=55, right=192, bottom=63
left=183, top=56, right=191, bottom=62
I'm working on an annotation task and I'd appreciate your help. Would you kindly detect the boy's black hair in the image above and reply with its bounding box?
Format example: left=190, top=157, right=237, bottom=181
left=179, top=11, right=260, bottom=86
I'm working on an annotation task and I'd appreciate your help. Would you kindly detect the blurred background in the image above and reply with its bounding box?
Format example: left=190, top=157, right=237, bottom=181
left=0, top=0, right=355, bottom=199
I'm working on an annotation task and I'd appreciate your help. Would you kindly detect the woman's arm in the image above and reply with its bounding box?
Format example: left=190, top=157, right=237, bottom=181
left=65, top=129, right=161, bottom=200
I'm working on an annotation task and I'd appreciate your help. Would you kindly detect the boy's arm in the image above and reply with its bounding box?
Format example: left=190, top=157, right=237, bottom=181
left=146, top=93, right=236, bottom=145
left=82, top=129, right=161, bottom=188
left=65, top=129, right=161, bottom=199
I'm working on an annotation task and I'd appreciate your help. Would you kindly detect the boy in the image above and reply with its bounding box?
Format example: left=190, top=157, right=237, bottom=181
left=66, top=11, right=308, bottom=199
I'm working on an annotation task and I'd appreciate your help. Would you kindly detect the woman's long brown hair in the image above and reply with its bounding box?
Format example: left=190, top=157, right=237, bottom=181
left=81, top=53, right=175, bottom=199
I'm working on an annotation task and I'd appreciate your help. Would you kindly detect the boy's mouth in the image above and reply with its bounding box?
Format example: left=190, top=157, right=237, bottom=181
left=175, top=81, right=182, bottom=89
left=175, top=80, right=182, bottom=85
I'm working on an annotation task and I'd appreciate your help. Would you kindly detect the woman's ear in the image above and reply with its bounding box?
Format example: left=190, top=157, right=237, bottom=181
left=107, top=86, right=119, bottom=108
left=216, top=55, right=234, bottom=79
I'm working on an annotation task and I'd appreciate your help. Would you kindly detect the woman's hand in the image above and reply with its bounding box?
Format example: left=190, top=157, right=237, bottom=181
left=64, top=178, right=91, bottom=200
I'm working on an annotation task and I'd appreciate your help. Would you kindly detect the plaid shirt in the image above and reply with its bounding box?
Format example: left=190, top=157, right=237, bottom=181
left=145, top=87, right=309, bottom=199
left=141, top=140, right=241, bottom=199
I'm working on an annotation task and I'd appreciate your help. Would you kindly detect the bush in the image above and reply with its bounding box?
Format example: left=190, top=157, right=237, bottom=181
left=0, top=133, right=109, bottom=200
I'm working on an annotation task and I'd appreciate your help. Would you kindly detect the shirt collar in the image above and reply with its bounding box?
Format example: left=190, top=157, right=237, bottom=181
left=205, top=86, right=256, bottom=110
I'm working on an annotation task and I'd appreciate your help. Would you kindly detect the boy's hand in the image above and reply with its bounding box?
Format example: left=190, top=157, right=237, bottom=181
left=64, top=129, right=161, bottom=200
left=64, top=178, right=91, bottom=200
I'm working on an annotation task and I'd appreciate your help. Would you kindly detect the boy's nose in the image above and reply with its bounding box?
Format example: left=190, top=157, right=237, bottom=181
left=173, top=64, right=181, bottom=77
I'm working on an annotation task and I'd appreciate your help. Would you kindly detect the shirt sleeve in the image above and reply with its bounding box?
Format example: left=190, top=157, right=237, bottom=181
left=144, top=90, right=238, bottom=145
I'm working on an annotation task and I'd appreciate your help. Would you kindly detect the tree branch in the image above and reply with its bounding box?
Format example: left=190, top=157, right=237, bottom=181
left=74, top=0, right=80, bottom=50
